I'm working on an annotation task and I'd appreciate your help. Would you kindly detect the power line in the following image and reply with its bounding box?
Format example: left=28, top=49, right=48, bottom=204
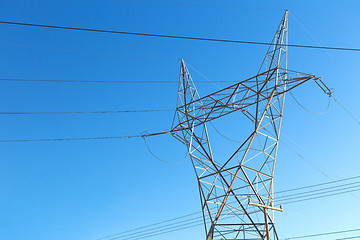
left=1, top=20, right=360, bottom=52
left=277, top=180, right=360, bottom=200
left=289, top=91, right=331, bottom=115
left=115, top=218, right=203, bottom=240
left=0, top=129, right=170, bottom=142
left=279, top=138, right=330, bottom=178
left=97, top=181, right=360, bottom=240
left=95, top=211, right=201, bottom=240
left=279, top=184, right=360, bottom=203
left=0, top=135, right=144, bottom=142
left=289, top=12, right=360, bottom=91
left=116, top=0, right=284, bottom=11
left=0, top=109, right=173, bottom=115
left=142, top=135, right=188, bottom=165
left=0, top=78, right=236, bottom=83
left=332, top=96, right=360, bottom=126
left=2, top=14, right=357, bottom=239
left=279, top=187, right=360, bottom=205
left=118, top=222, right=203, bottom=240
left=337, top=236, right=360, bottom=240
left=98, top=179, right=360, bottom=240
left=1, top=96, right=358, bottom=142
left=287, top=12, right=360, bottom=126
left=95, top=176, right=360, bottom=240
left=276, top=175, right=360, bottom=194
left=284, top=228, right=360, bottom=240
left=116, top=186, right=360, bottom=240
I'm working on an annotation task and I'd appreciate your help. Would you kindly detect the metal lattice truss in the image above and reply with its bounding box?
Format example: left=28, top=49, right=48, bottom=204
left=170, top=11, right=330, bottom=240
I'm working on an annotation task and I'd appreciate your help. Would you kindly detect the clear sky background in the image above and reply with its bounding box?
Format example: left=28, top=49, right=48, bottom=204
left=0, top=1, right=360, bottom=240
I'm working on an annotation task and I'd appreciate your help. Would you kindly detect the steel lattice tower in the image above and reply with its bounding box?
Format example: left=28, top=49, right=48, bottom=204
left=170, top=10, right=330, bottom=240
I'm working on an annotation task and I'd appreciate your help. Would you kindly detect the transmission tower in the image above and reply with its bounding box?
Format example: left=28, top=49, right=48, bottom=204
left=170, top=10, right=331, bottom=240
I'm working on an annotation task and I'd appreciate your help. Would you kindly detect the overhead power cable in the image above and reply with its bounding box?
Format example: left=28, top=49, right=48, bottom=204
left=277, top=180, right=360, bottom=200
left=116, top=0, right=284, bottom=11
left=1, top=20, right=360, bottom=52
left=284, top=228, right=360, bottom=240
left=279, top=184, right=360, bottom=204
left=0, top=78, right=236, bottom=83
left=142, top=135, right=188, bottom=165
left=276, top=175, right=360, bottom=194
left=2, top=96, right=359, bottom=142
left=332, top=96, right=360, bottom=126
left=97, top=181, right=360, bottom=240
left=336, top=236, right=360, bottom=240
left=0, top=135, right=144, bottom=142
left=96, top=211, right=202, bottom=240
left=290, top=91, right=331, bottom=115
left=112, top=186, right=360, bottom=240
left=0, top=129, right=170, bottom=142
left=0, top=109, right=173, bottom=115
left=290, top=12, right=360, bottom=90
left=335, top=235, right=360, bottom=240
left=95, top=175, right=360, bottom=240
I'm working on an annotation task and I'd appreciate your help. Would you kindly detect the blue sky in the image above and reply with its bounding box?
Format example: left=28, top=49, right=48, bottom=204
left=0, top=0, right=360, bottom=240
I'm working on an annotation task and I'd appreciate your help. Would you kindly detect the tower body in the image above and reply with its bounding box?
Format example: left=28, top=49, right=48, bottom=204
left=171, top=11, right=317, bottom=240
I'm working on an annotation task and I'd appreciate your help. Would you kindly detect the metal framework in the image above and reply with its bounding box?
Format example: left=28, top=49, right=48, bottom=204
left=170, top=11, right=331, bottom=240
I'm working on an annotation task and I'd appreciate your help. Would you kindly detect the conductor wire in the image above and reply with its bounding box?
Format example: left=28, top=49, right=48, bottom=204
left=210, top=122, right=241, bottom=143
left=332, top=96, right=360, bottom=126
left=289, top=91, right=331, bottom=115
left=142, top=133, right=188, bottom=165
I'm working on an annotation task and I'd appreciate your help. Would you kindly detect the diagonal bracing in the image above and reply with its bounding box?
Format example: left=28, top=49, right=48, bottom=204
left=170, top=10, right=332, bottom=240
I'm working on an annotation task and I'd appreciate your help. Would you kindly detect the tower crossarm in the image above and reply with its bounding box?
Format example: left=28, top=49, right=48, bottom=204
left=170, top=68, right=318, bottom=134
